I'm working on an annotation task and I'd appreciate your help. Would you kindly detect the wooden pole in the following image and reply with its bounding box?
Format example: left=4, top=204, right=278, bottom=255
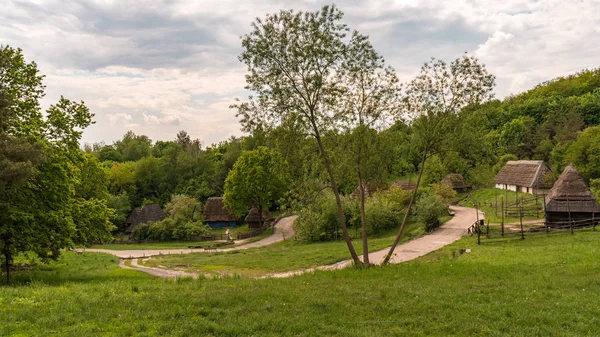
left=486, top=218, right=490, bottom=237
left=593, top=210, right=596, bottom=231
left=501, top=197, right=505, bottom=237
left=520, top=205, right=525, bottom=240
left=567, top=194, right=573, bottom=235
left=495, top=191, right=498, bottom=217
left=477, top=221, right=481, bottom=245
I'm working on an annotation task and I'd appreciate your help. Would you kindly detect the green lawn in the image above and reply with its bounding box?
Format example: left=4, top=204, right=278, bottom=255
left=140, top=220, right=430, bottom=277
left=460, top=187, right=546, bottom=223
left=4, top=226, right=600, bottom=336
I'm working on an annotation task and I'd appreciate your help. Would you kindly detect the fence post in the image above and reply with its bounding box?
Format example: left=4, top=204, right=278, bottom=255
left=501, top=197, right=505, bottom=237
left=477, top=222, right=481, bottom=245
left=486, top=219, right=490, bottom=237
left=520, top=205, right=525, bottom=240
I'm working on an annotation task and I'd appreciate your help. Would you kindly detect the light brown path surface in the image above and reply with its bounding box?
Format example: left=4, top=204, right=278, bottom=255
left=83, top=216, right=296, bottom=259
left=266, top=205, right=483, bottom=278
left=120, top=206, right=482, bottom=279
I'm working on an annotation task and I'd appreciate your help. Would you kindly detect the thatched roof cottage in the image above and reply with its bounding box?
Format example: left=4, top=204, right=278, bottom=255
left=389, top=180, right=417, bottom=191
left=245, top=207, right=271, bottom=228
left=350, top=182, right=386, bottom=199
left=441, top=174, right=471, bottom=192
left=124, top=204, right=166, bottom=233
left=545, top=164, right=600, bottom=227
left=494, top=160, right=552, bottom=194
left=203, top=197, right=239, bottom=228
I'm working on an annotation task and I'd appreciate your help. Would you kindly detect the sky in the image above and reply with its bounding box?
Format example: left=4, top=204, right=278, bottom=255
left=2, top=0, right=599, bottom=147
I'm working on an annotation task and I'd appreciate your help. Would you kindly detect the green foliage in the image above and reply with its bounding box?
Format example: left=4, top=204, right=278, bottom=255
left=224, top=146, right=290, bottom=221
left=414, top=191, right=448, bottom=232
left=106, top=192, right=131, bottom=232
left=133, top=195, right=208, bottom=241
left=563, top=126, right=600, bottom=180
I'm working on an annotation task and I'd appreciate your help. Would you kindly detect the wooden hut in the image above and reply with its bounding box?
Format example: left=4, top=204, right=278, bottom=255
left=389, top=180, right=417, bottom=191
left=350, top=182, right=386, bottom=199
left=245, top=207, right=271, bottom=228
left=441, top=174, right=471, bottom=192
left=494, top=160, right=552, bottom=194
left=545, top=164, right=600, bottom=228
left=124, top=204, right=166, bottom=234
left=203, top=197, right=239, bottom=228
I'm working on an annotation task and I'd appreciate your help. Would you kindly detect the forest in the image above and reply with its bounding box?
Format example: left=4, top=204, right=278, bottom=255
left=2, top=5, right=600, bottom=271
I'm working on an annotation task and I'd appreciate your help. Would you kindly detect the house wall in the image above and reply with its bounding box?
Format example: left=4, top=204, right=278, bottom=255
left=207, top=221, right=237, bottom=229
left=495, top=184, right=539, bottom=195
left=496, top=184, right=517, bottom=192
left=546, top=212, right=600, bottom=228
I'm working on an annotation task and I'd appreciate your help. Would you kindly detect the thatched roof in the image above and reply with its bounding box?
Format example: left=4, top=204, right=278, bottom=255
left=545, top=164, right=600, bottom=213
left=350, top=182, right=385, bottom=199
left=203, top=197, right=239, bottom=222
left=245, top=207, right=271, bottom=222
left=125, top=204, right=166, bottom=233
left=441, top=174, right=470, bottom=189
left=390, top=180, right=417, bottom=191
left=494, top=160, right=552, bottom=188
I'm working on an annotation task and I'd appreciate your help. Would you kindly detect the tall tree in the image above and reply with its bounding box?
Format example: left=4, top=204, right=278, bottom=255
left=383, top=54, right=495, bottom=264
left=0, top=46, right=110, bottom=282
left=336, top=36, right=401, bottom=264
left=234, top=5, right=383, bottom=264
left=223, top=146, right=289, bottom=228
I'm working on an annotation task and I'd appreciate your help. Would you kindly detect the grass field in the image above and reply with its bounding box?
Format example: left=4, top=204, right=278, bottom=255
left=4, top=227, right=600, bottom=336
left=460, top=188, right=546, bottom=223
left=140, top=220, right=432, bottom=276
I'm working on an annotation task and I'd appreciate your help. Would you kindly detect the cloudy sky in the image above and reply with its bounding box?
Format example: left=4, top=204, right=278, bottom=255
left=2, top=0, right=599, bottom=146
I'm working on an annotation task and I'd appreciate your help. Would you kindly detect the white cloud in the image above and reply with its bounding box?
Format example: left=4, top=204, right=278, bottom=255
left=2, top=0, right=600, bottom=145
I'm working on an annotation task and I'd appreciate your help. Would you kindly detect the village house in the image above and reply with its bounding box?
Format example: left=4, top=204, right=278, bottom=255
left=245, top=207, right=271, bottom=228
left=441, top=173, right=471, bottom=193
left=124, top=204, right=166, bottom=234
left=203, top=197, right=239, bottom=228
left=389, top=180, right=417, bottom=191
left=494, top=160, right=552, bottom=195
left=545, top=164, right=600, bottom=227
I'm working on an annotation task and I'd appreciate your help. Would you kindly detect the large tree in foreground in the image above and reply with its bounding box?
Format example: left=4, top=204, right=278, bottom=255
left=224, top=146, right=289, bottom=228
left=234, top=5, right=387, bottom=265
left=0, top=46, right=112, bottom=283
left=383, top=54, right=495, bottom=264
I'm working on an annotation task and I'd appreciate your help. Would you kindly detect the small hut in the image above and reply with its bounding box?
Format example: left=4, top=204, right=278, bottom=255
left=203, top=197, right=239, bottom=228
left=245, top=207, right=271, bottom=228
left=494, top=160, right=552, bottom=194
left=441, top=174, right=471, bottom=192
left=545, top=164, right=600, bottom=227
left=124, top=204, right=166, bottom=234
left=389, top=180, right=417, bottom=191
left=350, top=182, right=386, bottom=199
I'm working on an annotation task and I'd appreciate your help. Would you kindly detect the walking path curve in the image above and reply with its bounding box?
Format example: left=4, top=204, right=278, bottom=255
left=112, top=205, right=482, bottom=279
left=82, top=215, right=297, bottom=259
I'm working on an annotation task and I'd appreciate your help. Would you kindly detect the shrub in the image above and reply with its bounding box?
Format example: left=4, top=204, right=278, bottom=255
left=414, top=192, right=448, bottom=232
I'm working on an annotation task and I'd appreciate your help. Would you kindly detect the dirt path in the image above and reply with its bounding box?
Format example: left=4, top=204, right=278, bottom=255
left=83, top=215, right=296, bottom=259
left=265, top=205, right=482, bottom=278
left=119, top=206, right=481, bottom=279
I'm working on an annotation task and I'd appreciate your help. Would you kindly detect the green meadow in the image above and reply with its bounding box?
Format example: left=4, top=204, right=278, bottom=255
left=3, top=229, right=600, bottom=336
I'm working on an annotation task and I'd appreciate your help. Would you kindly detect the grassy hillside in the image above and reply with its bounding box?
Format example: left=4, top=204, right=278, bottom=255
left=3, top=230, right=600, bottom=336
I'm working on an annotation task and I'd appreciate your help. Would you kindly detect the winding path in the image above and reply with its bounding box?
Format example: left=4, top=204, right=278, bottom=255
left=101, top=206, right=482, bottom=279
left=84, top=215, right=297, bottom=259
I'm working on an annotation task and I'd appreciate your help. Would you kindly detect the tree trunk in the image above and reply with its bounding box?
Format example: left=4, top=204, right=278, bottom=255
left=313, top=131, right=361, bottom=265
left=359, top=181, right=369, bottom=265
left=356, top=145, right=369, bottom=265
left=383, top=148, right=427, bottom=265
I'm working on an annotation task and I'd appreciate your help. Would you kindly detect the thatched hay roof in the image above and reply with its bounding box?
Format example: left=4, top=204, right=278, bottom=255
left=441, top=174, right=470, bottom=189
left=545, top=164, right=600, bottom=213
left=245, top=207, right=271, bottom=222
left=494, top=160, right=552, bottom=188
left=203, top=197, right=239, bottom=222
left=350, top=181, right=388, bottom=199
left=125, top=204, right=166, bottom=233
left=390, top=180, right=417, bottom=191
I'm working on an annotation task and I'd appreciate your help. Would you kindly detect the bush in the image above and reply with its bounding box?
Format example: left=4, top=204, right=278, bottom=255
left=414, top=192, right=448, bottom=232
